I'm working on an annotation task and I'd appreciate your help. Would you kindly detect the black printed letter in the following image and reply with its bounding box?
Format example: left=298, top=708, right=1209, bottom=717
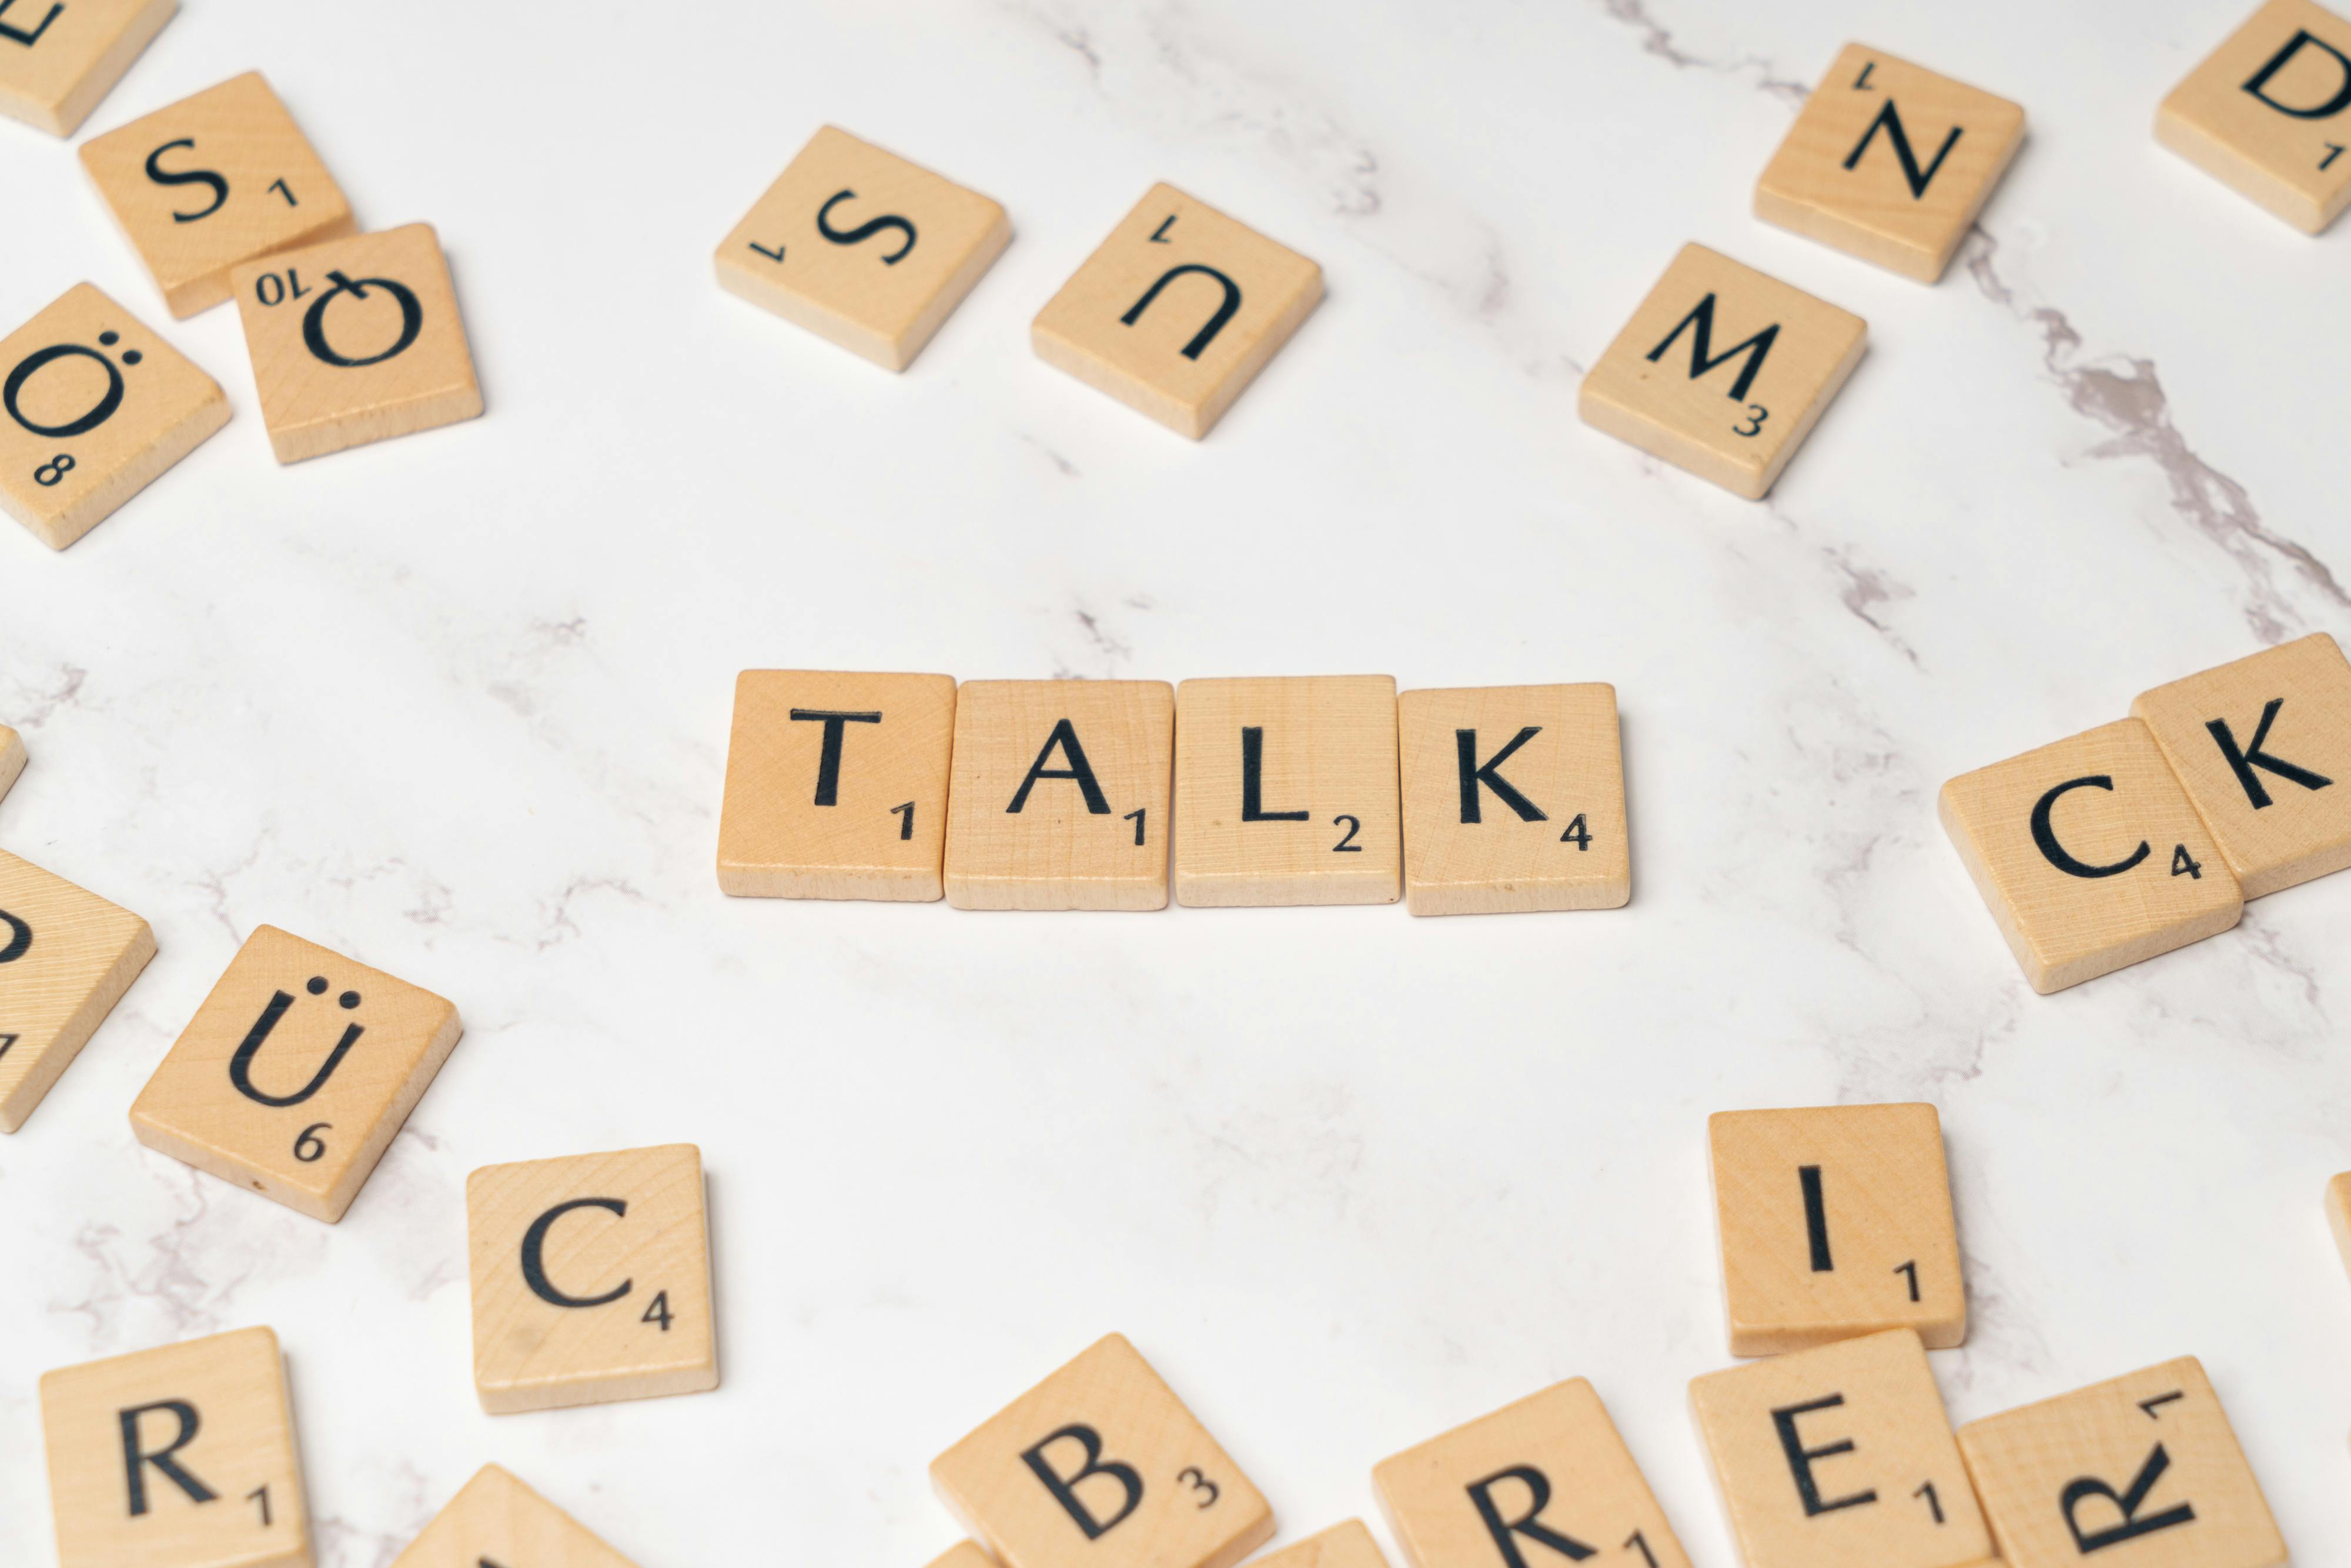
left=1121, top=264, right=1242, bottom=360
left=1647, top=294, right=1780, bottom=403
left=1842, top=101, right=1964, bottom=198
left=1241, top=727, right=1309, bottom=821
left=2029, top=775, right=2150, bottom=880
left=2062, top=1444, right=2196, bottom=1553
left=143, top=139, right=230, bottom=223
left=1007, top=720, right=1111, bottom=815
left=1465, top=1466, right=1597, bottom=1566
left=119, top=1400, right=218, bottom=1516
left=519, top=1197, right=633, bottom=1308
left=2206, top=698, right=2332, bottom=810
left=1772, top=1396, right=1877, bottom=1517
left=1021, top=1425, right=1144, bottom=1539
left=1457, top=727, right=1547, bottom=824
left=789, top=708, right=881, bottom=806
left=2243, top=29, right=2351, bottom=119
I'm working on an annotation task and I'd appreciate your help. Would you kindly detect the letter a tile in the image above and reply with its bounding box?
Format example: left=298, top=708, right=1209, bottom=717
left=1376, top=1379, right=1693, bottom=1568
left=2132, top=633, right=2351, bottom=898
left=1957, top=1358, right=2285, bottom=1568
left=391, top=1464, right=640, bottom=1568
left=40, top=1326, right=311, bottom=1568
left=0, top=723, right=23, bottom=799
left=1689, top=1329, right=1991, bottom=1568
left=1253, top=1522, right=1392, bottom=1568
left=129, top=924, right=462, bottom=1222
left=1757, top=45, right=2025, bottom=282
left=2159, top=0, right=2351, bottom=234
left=1579, top=243, right=1866, bottom=500
left=0, top=849, right=155, bottom=1133
left=467, top=1143, right=718, bottom=1414
left=716, top=125, right=1011, bottom=370
left=1939, top=719, right=2242, bottom=993
left=1034, top=184, right=1323, bottom=439
left=81, top=72, right=355, bottom=317
left=1, top=283, right=230, bottom=550
left=0, top=0, right=175, bottom=136
left=931, top=1333, right=1275, bottom=1568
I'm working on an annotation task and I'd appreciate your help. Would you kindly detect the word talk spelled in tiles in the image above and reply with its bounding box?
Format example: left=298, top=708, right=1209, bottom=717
left=467, top=1143, right=718, bottom=1413
left=1690, top=1329, right=1991, bottom=1568
left=129, top=925, right=462, bottom=1221
left=1579, top=243, right=1865, bottom=500
left=2160, top=0, right=2351, bottom=233
left=1, top=283, right=228, bottom=549
left=1375, top=1378, right=1691, bottom=1568
left=718, top=670, right=957, bottom=900
left=1397, top=683, right=1630, bottom=914
left=717, top=126, right=1009, bottom=370
left=1034, top=184, right=1322, bottom=439
left=41, top=1326, right=310, bottom=1568
left=932, top=1333, right=1274, bottom=1568
left=0, top=0, right=175, bottom=136
left=1939, top=719, right=2241, bottom=992
left=1710, top=1104, right=1965, bottom=1356
left=1958, top=1358, right=2285, bottom=1568
left=0, top=849, right=154, bottom=1132
left=81, top=72, right=352, bottom=317
left=390, top=1464, right=640, bottom=1568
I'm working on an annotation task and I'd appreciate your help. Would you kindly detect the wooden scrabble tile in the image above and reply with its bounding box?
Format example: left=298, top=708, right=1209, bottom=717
left=2329, top=1172, right=2351, bottom=1279
left=2131, top=633, right=2351, bottom=898
left=0, top=0, right=174, bottom=136
left=715, top=125, right=1011, bottom=371
left=717, top=670, right=957, bottom=901
left=1690, top=1329, right=1991, bottom=1568
left=1938, top=719, right=2243, bottom=994
left=129, top=924, right=461, bottom=1222
left=0, top=282, right=229, bottom=550
left=0, top=848, right=155, bottom=1134
left=1375, top=1379, right=1692, bottom=1568
left=40, top=1326, right=310, bottom=1568
left=229, top=222, right=482, bottom=463
left=927, top=1545, right=1002, bottom=1568
left=80, top=72, right=353, bottom=317
left=0, top=723, right=22, bottom=800
left=932, top=1333, right=1273, bottom=1568
left=467, top=1142, right=717, bottom=1414
left=1255, top=1522, right=1392, bottom=1568
left=1710, top=1105, right=1965, bottom=1357
left=1173, top=676, right=1400, bottom=907
left=1957, top=1358, right=2285, bottom=1568
left=391, top=1463, right=638, bottom=1568
left=1033, top=184, right=1323, bottom=439
left=944, top=680, right=1174, bottom=911
left=1396, top=684, right=1630, bottom=916
left=1757, top=45, right=2025, bottom=283
left=2159, top=0, right=2351, bottom=234
left=1580, top=245, right=1865, bottom=501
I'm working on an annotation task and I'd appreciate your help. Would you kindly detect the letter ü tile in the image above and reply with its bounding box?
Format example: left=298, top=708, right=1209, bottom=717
left=2159, top=0, right=2351, bottom=234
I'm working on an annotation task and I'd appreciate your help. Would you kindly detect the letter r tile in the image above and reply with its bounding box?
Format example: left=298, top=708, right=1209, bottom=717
left=2159, top=0, right=2351, bottom=233
left=931, top=1333, right=1273, bottom=1568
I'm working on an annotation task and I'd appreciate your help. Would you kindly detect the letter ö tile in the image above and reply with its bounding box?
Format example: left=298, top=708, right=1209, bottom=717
left=467, top=1143, right=718, bottom=1414
left=1689, top=1329, right=1991, bottom=1568
left=40, top=1326, right=311, bottom=1568
left=1957, top=1358, right=2285, bottom=1568
left=391, top=1463, right=641, bottom=1568
left=81, top=72, right=355, bottom=317
left=129, top=924, right=462, bottom=1222
left=1579, top=243, right=1866, bottom=500
left=1033, top=184, right=1323, bottom=439
left=0, top=848, right=155, bottom=1133
left=1253, top=1522, right=1393, bottom=1568
left=931, top=1333, right=1274, bottom=1568
left=0, top=0, right=175, bottom=137
left=1375, top=1379, right=1693, bottom=1568
left=2159, top=0, right=2351, bottom=234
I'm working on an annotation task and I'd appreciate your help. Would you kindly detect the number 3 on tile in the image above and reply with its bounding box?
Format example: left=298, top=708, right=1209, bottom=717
left=1176, top=1467, right=1220, bottom=1507
left=1734, top=404, right=1770, bottom=437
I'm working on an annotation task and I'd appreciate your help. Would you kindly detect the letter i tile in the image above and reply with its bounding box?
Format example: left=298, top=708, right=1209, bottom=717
left=2158, top=0, right=2351, bottom=234
left=931, top=1333, right=1274, bottom=1568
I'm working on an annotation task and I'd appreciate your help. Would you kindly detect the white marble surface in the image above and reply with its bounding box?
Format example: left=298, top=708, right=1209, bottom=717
left=4, top=0, right=2349, bottom=1561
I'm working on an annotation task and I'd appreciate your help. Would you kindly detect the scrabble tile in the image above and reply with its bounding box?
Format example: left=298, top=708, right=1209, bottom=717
left=1938, top=719, right=2243, bottom=994
left=1579, top=243, right=1866, bottom=501
left=932, top=1333, right=1274, bottom=1568
left=81, top=72, right=354, bottom=317
left=129, top=924, right=462, bottom=1222
left=1756, top=45, right=2025, bottom=283
left=928, top=1546, right=1002, bottom=1568
left=0, top=282, right=229, bottom=550
left=1255, top=1522, right=1391, bottom=1568
left=2328, top=1172, right=2351, bottom=1279
left=1689, top=1329, right=1991, bottom=1568
left=467, top=1143, right=717, bottom=1414
left=0, top=848, right=155, bottom=1133
left=1957, top=1358, right=2285, bottom=1568
left=229, top=222, right=482, bottom=463
left=1710, top=1105, right=1965, bottom=1357
left=1173, top=675, right=1400, bottom=907
left=0, top=722, right=22, bottom=800
left=391, top=1463, right=638, bottom=1568
left=1375, top=1379, right=1692, bottom=1568
left=1033, top=184, right=1323, bottom=439
left=944, top=680, right=1174, bottom=911
left=2131, top=633, right=2351, bottom=898
left=2159, top=0, right=2351, bottom=234
left=716, top=125, right=1011, bottom=371
left=40, top=1326, right=310, bottom=1568
left=1396, top=684, right=1630, bottom=916
left=0, top=0, right=175, bottom=136
left=717, top=670, right=957, bottom=900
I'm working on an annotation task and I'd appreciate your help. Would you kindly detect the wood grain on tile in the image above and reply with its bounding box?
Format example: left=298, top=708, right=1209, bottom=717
left=0, top=0, right=174, bottom=136
left=390, top=1463, right=639, bottom=1568
left=0, top=724, right=21, bottom=800
left=2159, top=0, right=2351, bottom=233
left=1253, top=1522, right=1392, bottom=1568
left=0, top=848, right=155, bottom=1133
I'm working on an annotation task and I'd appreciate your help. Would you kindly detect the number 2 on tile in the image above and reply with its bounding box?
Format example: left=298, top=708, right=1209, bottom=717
left=1333, top=815, right=1363, bottom=852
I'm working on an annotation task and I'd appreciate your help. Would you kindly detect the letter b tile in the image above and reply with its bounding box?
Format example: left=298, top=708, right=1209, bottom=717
left=2159, top=0, right=2351, bottom=234
left=932, top=1335, right=1273, bottom=1568
left=391, top=1463, right=640, bottom=1568
left=1957, top=1358, right=2284, bottom=1567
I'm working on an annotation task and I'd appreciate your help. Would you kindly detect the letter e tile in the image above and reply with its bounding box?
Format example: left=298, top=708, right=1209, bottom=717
left=390, top=1463, right=640, bottom=1568
left=0, top=848, right=155, bottom=1132
left=0, top=0, right=176, bottom=137
left=2158, top=0, right=2351, bottom=234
